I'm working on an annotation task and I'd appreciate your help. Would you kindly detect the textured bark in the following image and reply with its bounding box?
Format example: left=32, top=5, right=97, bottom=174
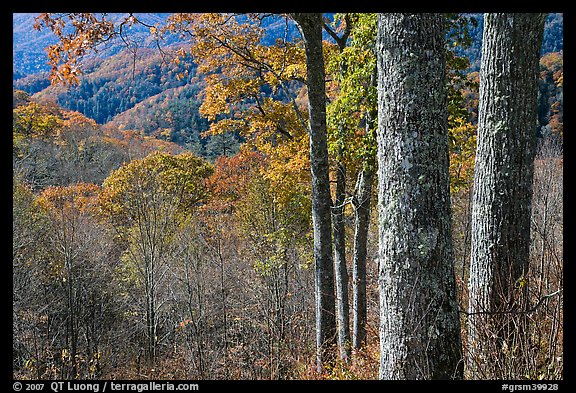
left=467, top=13, right=545, bottom=379
left=376, top=13, right=463, bottom=380
left=292, top=13, right=337, bottom=372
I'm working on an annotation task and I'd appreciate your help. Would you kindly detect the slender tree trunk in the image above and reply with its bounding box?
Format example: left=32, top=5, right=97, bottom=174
left=327, top=21, right=353, bottom=364
left=467, top=13, right=545, bottom=379
left=351, top=106, right=376, bottom=351
left=376, top=13, right=463, bottom=380
left=292, top=12, right=337, bottom=373
left=65, top=254, right=78, bottom=378
left=332, top=158, right=350, bottom=363
left=216, top=237, right=229, bottom=378
left=145, top=256, right=156, bottom=365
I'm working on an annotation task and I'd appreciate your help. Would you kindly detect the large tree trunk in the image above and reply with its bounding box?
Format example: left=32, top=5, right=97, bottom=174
left=292, top=13, right=337, bottom=373
left=376, top=13, right=463, bottom=380
left=466, top=13, right=545, bottom=379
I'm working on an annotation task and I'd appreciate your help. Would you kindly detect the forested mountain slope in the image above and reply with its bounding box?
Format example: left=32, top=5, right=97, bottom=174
left=13, top=13, right=563, bottom=159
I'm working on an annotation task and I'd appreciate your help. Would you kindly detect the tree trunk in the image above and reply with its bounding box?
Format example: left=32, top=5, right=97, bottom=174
left=65, top=254, right=78, bottom=378
left=376, top=13, right=463, bottom=380
left=333, top=158, right=351, bottom=363
left=351, top=103, right=376, bottom=351
left=292, top=12, right=337, bottom=373
left=467, top=13, right=545, bottom=379
left=328, top=20, right=353, bottom=364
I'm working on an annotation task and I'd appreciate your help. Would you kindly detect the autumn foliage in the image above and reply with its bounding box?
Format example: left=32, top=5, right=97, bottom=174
left=13, top=13, right=563, bottom=381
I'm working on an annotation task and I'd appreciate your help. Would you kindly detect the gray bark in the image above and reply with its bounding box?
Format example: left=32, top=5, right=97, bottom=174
left=351, top=105, right=376, bottom=351
left=329, top=22, right=352, bottom=364
left=333, top=158, right=350, bottom=362
left=292, top=13, right=337, bottom=372
left=467, top=13, right=545, bottom=379
left=376, top=13, right=463, bottom=380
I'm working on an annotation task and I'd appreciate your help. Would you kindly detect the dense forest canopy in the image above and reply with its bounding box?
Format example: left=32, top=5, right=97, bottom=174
left=13, top=12, right=563, bottom=382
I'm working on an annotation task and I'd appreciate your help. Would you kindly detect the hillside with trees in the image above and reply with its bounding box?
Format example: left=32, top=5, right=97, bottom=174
left=13, top=12, right=563, bottom=384
left=13, top=13, right=562, bottom=160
